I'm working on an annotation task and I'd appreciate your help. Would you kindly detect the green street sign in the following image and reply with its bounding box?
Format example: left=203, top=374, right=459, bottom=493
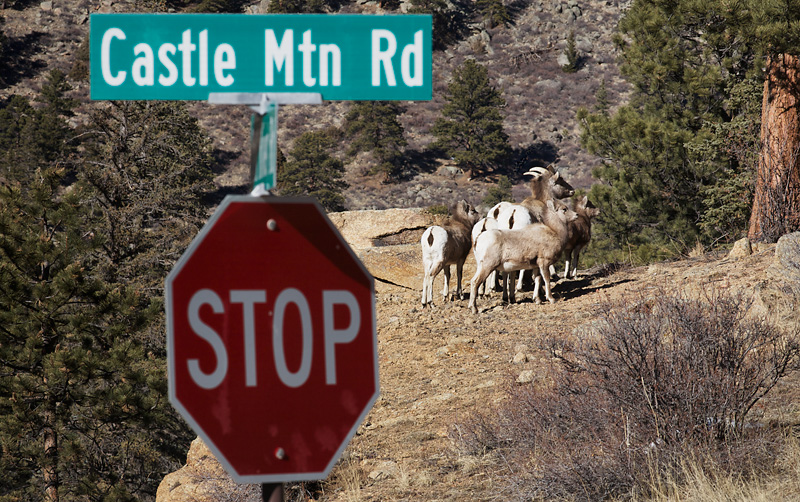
left=90, top=13, right=432, bottom=101
left=250, top=103, right=278, bottom=191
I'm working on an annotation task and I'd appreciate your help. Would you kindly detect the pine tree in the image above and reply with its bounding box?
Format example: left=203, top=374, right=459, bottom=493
left=431, top=59, right=511, bottom=179
left=0, top=72, right=76, bottom=182
left=0, top=165, right=186, bottom=502
left=0, top=81, right=196, bottom=501
left=594, top=79, right=609, bottom=115
left=576, top=0, right=800, bottom=262
left=477, top=0, right=510, bottom=29
left=482, top=175, right=514, bottom=207
left=267, top=0, right=326, bottom=13
left=696, top=78, right=762, bottom=244
left=278, top=129, right=348, bottom=211
left=343, top=101, right=407, bottom=181
left=0, top=15, right=8, bottom=83
left=561, top=30, right=579, bottom=73
left=80, top=101, right=215, bottom=292
left=408, top=0, right=461, bottom=50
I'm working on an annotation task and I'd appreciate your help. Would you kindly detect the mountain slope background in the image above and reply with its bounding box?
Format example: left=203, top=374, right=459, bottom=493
left=5, top=1, right=800, bottom=502
left=0, top=0, right=630, bottom=209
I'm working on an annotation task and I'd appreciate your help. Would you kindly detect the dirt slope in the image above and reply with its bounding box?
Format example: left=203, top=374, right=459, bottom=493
left=158, top=229, right=800, bottom=501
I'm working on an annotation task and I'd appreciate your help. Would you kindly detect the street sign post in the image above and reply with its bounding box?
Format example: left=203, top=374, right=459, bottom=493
left=90, top=13, right=432, bottom=101
left=250, top=102, right=278, bottom=192
left=165, top=196, right=378, bottom=484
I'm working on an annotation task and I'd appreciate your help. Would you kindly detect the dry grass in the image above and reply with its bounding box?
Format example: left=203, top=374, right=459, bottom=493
left=450, top=287, right=800, bottom=501
left=637, top=436, right=800, bottom=502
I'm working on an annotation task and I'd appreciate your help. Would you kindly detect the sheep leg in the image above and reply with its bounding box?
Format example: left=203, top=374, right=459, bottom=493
left=455, top=260, right=464, bottom=300
left=421, top=271, right=429, bottom=307
left=484, top=270, right=497, bottom=296
left=423, top=263, right=442, bottom=307
left=570, top=245, right=584, bottom=278
left=502, top=272, right=517, bottom=304
left=515, top=269, right=525, bottom=292
left=442, top=265, right=451, bottom=302
left=540, top=264, right=556, bottom=304
left=469, top=265, right=493, bottom=314
left=421, top=266, right=433, bottom=307
left=532, top=273, right=542, bottom=304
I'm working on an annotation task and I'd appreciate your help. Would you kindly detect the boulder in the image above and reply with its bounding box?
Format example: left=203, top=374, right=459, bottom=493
left=156, top=438, right=258, bottom=502
left=728, top=237, right=752, bottom=259
left=327, top=208, right=440, bottom=249
left=758, top=232, right=800, bottom=327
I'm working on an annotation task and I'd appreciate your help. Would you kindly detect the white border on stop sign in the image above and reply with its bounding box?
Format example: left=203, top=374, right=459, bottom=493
left=165, top=194, right=379, bottom=483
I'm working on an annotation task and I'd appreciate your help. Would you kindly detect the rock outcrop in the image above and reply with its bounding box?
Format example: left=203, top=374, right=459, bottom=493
left=156, top=438, right=259, bottom=502
left=326, top=208, right=441, bottom=249
left=759, top=231, right=800, bottom=327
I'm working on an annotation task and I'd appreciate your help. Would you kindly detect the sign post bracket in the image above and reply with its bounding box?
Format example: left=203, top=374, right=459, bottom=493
left=208, top=92, right=323, bottom=196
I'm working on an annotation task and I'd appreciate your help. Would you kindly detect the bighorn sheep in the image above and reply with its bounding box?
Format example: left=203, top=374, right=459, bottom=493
left=510, top=166, right=575, bottom=289
left=519, top=165, right=575, bottom=221
left=562, top=195, right=600, bottom=279
left=481, top=202, right=536, bottom=294
left=468, top=199, right=577, bottom=313
left=421, top=200, right=481, bottom=307
left=471, top=216, right=500, bottom=296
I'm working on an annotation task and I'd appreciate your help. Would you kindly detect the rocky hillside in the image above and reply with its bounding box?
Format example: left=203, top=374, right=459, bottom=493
left=0, top=0, right=631, bottom=210
left=156, top=208, right=800, bottom=502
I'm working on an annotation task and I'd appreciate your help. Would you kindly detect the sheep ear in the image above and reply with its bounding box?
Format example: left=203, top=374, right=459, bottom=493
left=553, top=172, right=561, bottom=181
left=546, top=199, right=555, bottom=210
left=581, top=195, right=588, bottom=206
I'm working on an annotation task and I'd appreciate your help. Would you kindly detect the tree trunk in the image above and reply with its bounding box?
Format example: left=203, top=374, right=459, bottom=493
left=43, top=406, right=59, bottom=502
left=748, top=53, right=800, bottom=242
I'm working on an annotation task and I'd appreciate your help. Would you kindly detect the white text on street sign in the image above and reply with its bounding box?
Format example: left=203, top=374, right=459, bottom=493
left=90, top=14, right=432, bottom=101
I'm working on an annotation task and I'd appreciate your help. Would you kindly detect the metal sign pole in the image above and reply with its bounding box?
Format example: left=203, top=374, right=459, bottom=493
left=209, top=93, right=325, bottom=500
left=208, top=93, right=322, bottom=195
left=261, top=482, right=284, bottom=502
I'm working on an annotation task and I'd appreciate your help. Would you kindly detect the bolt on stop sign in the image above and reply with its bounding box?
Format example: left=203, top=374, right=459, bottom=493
left=166, top=195, right=378, bottom=483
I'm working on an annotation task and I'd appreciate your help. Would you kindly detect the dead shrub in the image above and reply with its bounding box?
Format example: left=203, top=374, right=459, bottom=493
left=454, top=289, right=800, bottom=501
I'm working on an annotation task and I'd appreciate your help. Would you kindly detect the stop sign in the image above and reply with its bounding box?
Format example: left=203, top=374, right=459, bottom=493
left=166, top=195, right=378, bottom=484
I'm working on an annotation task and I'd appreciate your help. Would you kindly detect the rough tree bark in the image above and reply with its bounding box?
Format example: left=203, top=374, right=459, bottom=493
left=748, top=53, right=800, bottom=242
left=43, top=404, right=59, bottom=502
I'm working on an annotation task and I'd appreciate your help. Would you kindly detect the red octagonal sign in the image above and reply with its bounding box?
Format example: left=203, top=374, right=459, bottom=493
left=166, top=195, right=378, bottom=483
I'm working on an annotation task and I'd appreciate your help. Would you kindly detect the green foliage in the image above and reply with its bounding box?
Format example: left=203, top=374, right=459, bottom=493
left=0, top=166, right=185, bottom=502
left=477, top=0, right=510, bottom=28
left=278, top=129, right=348, bottom=211
left=0, top=78, right=199, bottom=500
left=751, top=0, right=800, bottom=57
left=431, top=59, right=511, bottom=178
left=482, top=175, right=514, bottom=207
left=408, top=0, right=461, bottom=50
left=0, top=72, right=76, bottom=183
left=80, top=101, right=215, bottom=292
left=577, top=0, right=800, bottom=264
left=188, top=0, right=247, bottom=12
left=580, top=106, right=706, bottom=264
left=0, top=16, right=7, bottom=81
left=425, top=204, right=450, bottom=215
left=694, top=78, right=763, bottom=244
left=343, top=101, right=407, bottom=181
left=69, top=36, right=91, bottom=82
left=594, top=79, right=610, bottom=115
left=561, top=30, right=579, bottom=73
